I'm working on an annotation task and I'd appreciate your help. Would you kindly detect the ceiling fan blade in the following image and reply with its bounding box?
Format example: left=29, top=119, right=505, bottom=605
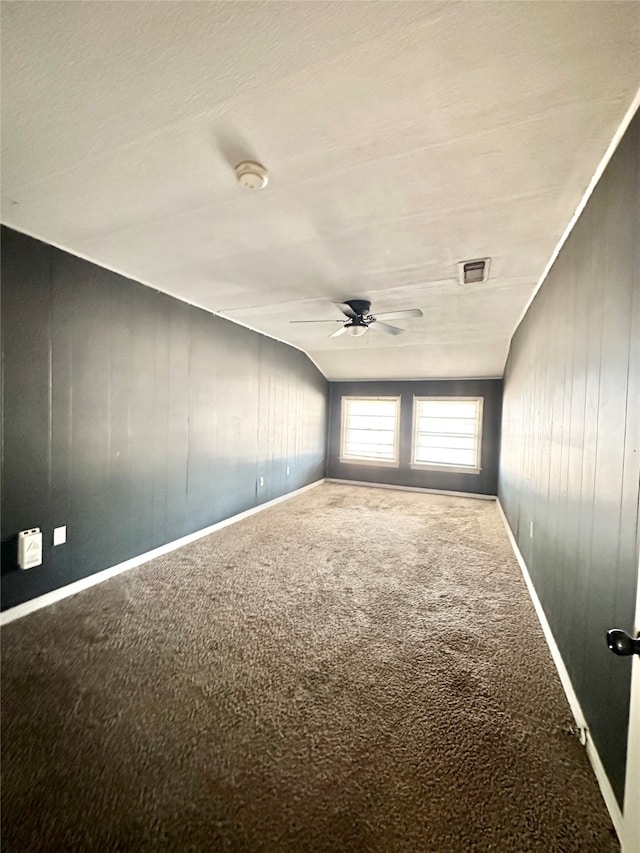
left=335, top=302, right=358, bottom=319
left=289, top=319, right=343, bottom=323
left=371, top=321, right=404, bottom=336
left=329, top=325, right=348, bottom=338
left=374, top=308, right=423, bottom=320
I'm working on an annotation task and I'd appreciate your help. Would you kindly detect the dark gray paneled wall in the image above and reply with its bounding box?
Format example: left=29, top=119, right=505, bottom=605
left=499, top=113, right=640, bottom=806
left=327, top=379, right=502, bottom=495
left=1, top=227, right=327, bottom=610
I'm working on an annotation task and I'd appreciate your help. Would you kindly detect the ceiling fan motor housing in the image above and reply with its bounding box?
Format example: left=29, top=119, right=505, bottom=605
left=344, top=298, right=371, bottom=317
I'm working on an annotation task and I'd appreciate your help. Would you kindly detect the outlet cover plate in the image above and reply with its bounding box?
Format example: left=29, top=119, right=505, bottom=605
left=53, top=526, right=67, bottom=546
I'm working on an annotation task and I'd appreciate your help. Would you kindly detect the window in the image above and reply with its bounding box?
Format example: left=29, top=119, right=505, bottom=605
left=340, top=396, right=400, bottom=466
left=412, top=397, right=483, bottom=474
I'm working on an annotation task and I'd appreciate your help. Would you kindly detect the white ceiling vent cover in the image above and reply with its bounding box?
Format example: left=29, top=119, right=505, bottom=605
left=458, top=258, right=491, bottom=285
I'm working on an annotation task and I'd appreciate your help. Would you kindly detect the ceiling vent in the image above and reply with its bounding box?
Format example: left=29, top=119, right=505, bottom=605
left=458, top=258, right=490, bottom=285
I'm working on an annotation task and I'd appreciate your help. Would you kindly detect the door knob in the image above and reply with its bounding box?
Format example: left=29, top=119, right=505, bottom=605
left=606, top=629, right=640, bottom=657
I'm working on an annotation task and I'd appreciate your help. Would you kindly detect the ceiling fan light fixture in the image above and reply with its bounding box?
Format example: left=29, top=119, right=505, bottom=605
left=347, top=324, right=367, bottom=337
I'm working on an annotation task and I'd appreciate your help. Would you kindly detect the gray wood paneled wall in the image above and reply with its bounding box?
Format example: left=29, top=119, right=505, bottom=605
left=499, top=113, right=640, bottom=806
left=1, top=227, right=328, bottom=611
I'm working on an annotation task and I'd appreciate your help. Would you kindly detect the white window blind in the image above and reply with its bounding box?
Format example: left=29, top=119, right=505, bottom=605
left=341, top=397, right=400, bottom=464
left=412, top=397, right=483, bottom=472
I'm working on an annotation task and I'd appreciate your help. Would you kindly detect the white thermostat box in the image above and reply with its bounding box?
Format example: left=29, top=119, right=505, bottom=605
left=18, top=528, right=43, bottom=570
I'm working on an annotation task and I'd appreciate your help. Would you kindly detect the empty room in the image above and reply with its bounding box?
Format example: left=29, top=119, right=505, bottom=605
left=1, top=2, right=639, bottom=851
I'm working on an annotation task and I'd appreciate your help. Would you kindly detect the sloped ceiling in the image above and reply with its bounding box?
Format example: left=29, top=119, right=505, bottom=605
left=2, top=1, right=639, bottom=379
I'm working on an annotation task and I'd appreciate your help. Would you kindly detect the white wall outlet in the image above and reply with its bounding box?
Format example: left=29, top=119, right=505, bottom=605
left=53, top=526, right=67, bottom=546
left=259, top=476, right=264, bottom=487
left=286, top=466, right=290, bottom=476
left=529, top=521, right=534, bottom=538
left=18, top=528, right=43, bottom=569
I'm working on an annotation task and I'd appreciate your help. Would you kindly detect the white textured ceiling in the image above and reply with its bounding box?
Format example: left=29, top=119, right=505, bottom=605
left=2, top=1, right=639, bottom=379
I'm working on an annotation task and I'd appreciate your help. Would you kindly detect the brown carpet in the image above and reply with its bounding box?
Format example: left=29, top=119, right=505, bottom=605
left=1, top=483, right=618, bottom=852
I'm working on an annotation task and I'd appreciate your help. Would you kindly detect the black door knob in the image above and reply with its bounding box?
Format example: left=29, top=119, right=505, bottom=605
left=606, top=629, right=640, bottom=657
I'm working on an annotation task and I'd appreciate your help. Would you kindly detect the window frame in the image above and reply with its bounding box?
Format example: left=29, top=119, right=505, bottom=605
left=339, top=395, right=401, bottom=467
left=410, top=395, right=483, bottom=475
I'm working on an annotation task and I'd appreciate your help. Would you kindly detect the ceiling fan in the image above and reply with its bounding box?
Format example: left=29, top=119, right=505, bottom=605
left=290, top=299, right=423, bottom=338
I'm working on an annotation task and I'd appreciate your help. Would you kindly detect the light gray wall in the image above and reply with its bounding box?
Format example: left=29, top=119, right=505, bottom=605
left=499, top=112, right=640, bottom=806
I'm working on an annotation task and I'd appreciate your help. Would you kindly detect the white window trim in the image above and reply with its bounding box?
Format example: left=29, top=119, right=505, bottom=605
left=339, top=395, right=401, bottom=467
left=410, top=395, right=483, bottom=475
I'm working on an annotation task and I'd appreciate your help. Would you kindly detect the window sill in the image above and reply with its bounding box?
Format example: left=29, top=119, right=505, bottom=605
left=410, top=463, right=481, bottom=475
left=339, top=457, right=400, bottom=468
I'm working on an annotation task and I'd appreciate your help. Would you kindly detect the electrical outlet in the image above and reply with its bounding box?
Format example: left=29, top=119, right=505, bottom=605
left=529, top=521, right=534, bottom=538
left=286, top=466, right=290, bottom=476
left=259, top=476, right=264, bottom=487
left=53, top=526, right=67, bottom=546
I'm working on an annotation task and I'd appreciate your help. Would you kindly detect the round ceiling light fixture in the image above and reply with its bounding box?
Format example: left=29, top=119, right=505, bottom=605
left=235, top=161, right=269, bottom=190
left=347, top=323, right=367, bottom=337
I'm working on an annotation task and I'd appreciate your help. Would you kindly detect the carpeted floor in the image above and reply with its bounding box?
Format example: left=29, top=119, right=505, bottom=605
left=1, top=483, right=618, bottom=852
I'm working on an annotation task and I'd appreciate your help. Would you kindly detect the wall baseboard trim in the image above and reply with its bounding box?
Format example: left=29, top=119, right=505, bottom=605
left=495, top=498, right=624, bottom=843
left=1, top=479, right=326, bottom=627
left=327, top=478, right=496, bottom=501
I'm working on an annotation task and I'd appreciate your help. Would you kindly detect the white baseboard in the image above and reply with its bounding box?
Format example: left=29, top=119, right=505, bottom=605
left=327, top=478, right=496, bottom=501
left=495, top=499, right=624, bottom=843
left=1, top=479, right=326, bottom=627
